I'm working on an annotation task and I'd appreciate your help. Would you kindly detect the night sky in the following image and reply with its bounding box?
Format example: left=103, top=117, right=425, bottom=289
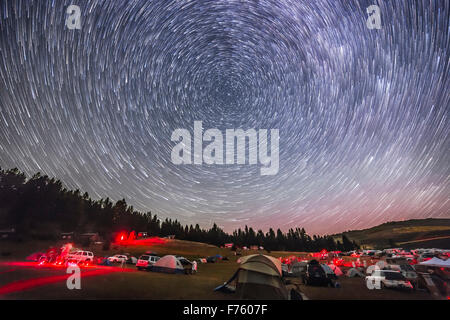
left=0, top=1, right=449, bottom=234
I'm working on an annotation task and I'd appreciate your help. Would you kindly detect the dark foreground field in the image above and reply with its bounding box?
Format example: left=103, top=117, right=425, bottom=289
left=0, top=239, right=433, bottom=300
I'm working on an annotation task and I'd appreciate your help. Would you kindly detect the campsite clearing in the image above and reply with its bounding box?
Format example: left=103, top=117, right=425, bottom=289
left=0, top=239, right=437, bottom=300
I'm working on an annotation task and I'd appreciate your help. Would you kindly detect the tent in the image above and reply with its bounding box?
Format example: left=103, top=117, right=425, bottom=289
left=206, top=256, right=216, bottom=263
left=206, top=255, right=223, bottom=263
left=321, top=264, right=337, bottom=277
left=99, top=259, right=113, bottom=266
left=281, top=263, right=289, bottom=276
left=419, top=257, right=450, bottom=268
left=214, top=254, right=289, bottom=300
left=26, top=252, right=45, bottom=261
left=346, top=268, right=364, bottom=278
left=321, top=264, right=333, bottom=273
left=328, top=264, right=343, bottom=276
left=151, top=255, right=184, bottom=274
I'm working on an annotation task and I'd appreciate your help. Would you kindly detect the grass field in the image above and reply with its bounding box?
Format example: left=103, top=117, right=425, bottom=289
left=0, top=238, right=435, bottom=300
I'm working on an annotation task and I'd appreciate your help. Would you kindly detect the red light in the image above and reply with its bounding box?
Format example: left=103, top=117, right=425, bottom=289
left=0, top=269, right=123, bottom=296
left=115, top=231, right=129, bottom=243
left=113, top=235, right=166, bottom=246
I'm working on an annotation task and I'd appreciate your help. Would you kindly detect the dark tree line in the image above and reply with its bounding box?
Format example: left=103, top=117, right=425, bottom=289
left=0, top=168, right=358, bottom=251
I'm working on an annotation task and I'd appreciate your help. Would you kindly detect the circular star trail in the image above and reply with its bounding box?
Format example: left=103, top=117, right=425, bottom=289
left=0, top=0, right=449, bottom=234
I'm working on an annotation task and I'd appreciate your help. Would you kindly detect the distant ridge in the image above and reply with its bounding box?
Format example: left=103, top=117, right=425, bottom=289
left=331, top=218, right=450, bottom=249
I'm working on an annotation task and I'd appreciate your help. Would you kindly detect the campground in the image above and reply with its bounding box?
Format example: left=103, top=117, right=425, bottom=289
left=0, top=239, right=434, bottom=300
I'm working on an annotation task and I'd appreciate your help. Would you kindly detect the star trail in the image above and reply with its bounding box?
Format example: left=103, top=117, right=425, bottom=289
left=0, top=0, right=449, bottom=234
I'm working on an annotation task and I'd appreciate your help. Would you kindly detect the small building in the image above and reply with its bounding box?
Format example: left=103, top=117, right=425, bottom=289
left=0, top=228, right=15, bottom=240
left=79, top=233, right=100, bottom=242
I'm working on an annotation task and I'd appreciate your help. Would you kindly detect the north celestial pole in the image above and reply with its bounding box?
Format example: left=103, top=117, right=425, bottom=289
left=0, top=0, right=449, bottom=234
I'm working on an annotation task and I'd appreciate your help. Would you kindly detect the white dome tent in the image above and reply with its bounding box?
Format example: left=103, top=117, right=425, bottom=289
left=151, top=255, right=184, bottom=274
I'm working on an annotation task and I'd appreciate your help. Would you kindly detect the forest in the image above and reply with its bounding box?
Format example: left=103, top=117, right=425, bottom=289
left=0, top=167, right=358, bottom=251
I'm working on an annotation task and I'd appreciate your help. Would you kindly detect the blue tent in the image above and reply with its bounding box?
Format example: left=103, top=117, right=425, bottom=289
left=99, top=258, right=113, bottom=266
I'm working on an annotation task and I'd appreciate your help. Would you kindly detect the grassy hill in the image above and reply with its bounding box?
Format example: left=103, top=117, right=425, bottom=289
left=332, top=218, right=450, bottom=249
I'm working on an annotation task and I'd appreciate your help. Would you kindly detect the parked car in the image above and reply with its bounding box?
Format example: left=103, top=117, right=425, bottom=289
left=66, top=251, right=94, bottom=264
left=387, top=264, right=418, bottom=288
left=136, top=254, right=160, bottom=270
left=108, top=254, right=128, bottom=263
left=366, top=270, right=413, bottom=290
